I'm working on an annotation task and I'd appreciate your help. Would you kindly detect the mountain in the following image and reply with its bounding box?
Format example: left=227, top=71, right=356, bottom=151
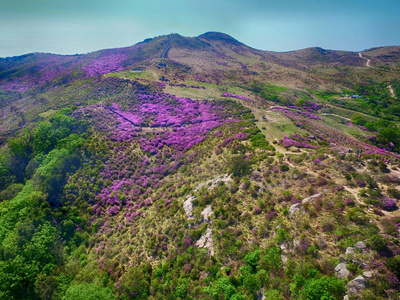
left=0, top=32, right=400, bottom=300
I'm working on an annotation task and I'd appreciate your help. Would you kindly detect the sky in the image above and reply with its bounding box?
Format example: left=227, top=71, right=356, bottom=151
left=0, top=0, right=399, bottom=57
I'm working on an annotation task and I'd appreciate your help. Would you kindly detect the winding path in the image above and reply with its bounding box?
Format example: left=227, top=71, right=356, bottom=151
left=161, top=34, right=173, bottom=59
left=358, top=52, right=371, bottom=67
left=321, top=113, right=351, bottom=122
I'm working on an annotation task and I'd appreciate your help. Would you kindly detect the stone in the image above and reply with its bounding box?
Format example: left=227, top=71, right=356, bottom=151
left=345, top=247, right=355, bottom=255
left=347, top=275, right=367, bottom=294
left=302, top=193, right=322, bottom=204
left=183, top=195, right=195, bottom=219
left=279, top=242, right=290, bottom=254
left=194, top=174, right=232, bottom=192
left=335, top=263, right=350, bottom=279
left=281, top=254, right=288, bottom=265
left=354, top=241, right=367, bottom=252
left=292, top=174, right=299, bottom=180
left=289, top=203, right=303, bottom=215
left=256, top=288, right=265, bottom=300
left=201, top=206, right=213, bottom=222
left=343, top=295, right=349, bottom=300
left=363, top=271, right=373, bottom=279
left=195, top=227, right=214, bottom=255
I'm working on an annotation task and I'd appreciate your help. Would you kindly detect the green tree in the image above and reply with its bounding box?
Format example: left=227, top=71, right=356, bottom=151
left=63, top=283, right=115, bottom=300
left=302, top=277, right=345, bottom=300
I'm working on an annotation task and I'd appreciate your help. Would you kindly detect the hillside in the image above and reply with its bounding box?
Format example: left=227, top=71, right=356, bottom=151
left=0, top=32, right=400, bottom=300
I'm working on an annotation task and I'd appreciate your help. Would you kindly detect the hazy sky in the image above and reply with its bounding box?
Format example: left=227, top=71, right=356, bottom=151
left=1, top=0, right=399, bottom=57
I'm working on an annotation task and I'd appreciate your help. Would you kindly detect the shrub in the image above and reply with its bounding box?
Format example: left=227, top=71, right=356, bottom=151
left=302, top=277, right=345, bottom=300
left=279, top=164, right=289, bottom=172
left=63, top=283, right=115, bottom=300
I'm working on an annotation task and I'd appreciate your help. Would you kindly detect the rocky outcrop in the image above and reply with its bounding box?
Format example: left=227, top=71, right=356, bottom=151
left=302, top=193, right=322, bottom=204
left=363, top=271, right=373, bottom=280
left=196, top=227, right=214, bottom=255
left=346, top=275, right=367, bottom=295
left=183, top=195, right=195, bottom=219
left=201, top=205, right=213, bottom=222
left=194, top=174, right=232, bottom=192
left=335, top=262, right=350, bottom=279
left=289, top=203, right=303, bottom=215
left=257, top=288, right=265, bottom=300
left=354, top=241, right=367, bottom=252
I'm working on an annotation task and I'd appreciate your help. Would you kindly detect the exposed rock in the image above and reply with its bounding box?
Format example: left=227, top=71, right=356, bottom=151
left=302, top=193, right=322, bottom=204
left=281, top=254, right=288, bottom=265
left=257, top=288, right=265, bottom=300
left=346, top=247, right=355, bottom=255
left=335, top=263, right=350, bottom=279
left=347, top=275, right=367, bottom=295
left=292, top=173, right=299, bottom=180
left=183, top=195, right=195, bottom=219
left=354, top=241, right=367, bottom=252
left=279, top=241, right=292, bottom=254
left=363, top=271, right=373, bottom=279
left=280, top=242, right=288, bottom=253
left=343, top=295, right=349, bottom=300
left=201, top=205, right=213, bottom=222
left=194, top=174, right=232, bottom=192
left=196, top=227, right=214, bottom=255
left=289, top=203, right=303, bottom=215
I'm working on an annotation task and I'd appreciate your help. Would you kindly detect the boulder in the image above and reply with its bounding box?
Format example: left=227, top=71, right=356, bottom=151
left=201, top=206, right=213, bottom=222
left=257, top=288, right=265, bottom=300
left=335, top=263, right=350, bottom=279
left=302, top=193, right=322, bottom=204
left=279, top=242, right=292, bottom=254
left=183, top=195, right=195, bottom=219
left=347, top=275, right=367, bottom=295
left=281, top=254, right=288, bottom=265
left=194, top=174, right=232, bottom=192
left=289, top=203, right=303, bottom=215
left=345, top=247, right=355, bottom=255
left=363, top=271, right=373, bottom=280
left=354, top=241, right=367, bottom=252
left=196, top=227, right=214, bottom=255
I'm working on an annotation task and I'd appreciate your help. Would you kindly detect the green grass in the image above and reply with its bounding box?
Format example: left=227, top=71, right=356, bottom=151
left=264, top=82, right=289, bottom=93
left=39, top=109, right=59, bottom=119
left=105, top=70, right=158, bottom=81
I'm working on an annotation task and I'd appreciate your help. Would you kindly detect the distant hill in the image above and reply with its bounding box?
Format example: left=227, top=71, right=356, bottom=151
left=1, top=32, right=399, bottom=93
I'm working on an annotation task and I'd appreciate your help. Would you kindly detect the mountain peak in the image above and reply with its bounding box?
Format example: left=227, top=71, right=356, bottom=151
left=198, top=32, right=243, bottom=45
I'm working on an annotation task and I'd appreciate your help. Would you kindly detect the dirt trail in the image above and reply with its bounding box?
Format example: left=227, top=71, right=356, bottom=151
left=321, top=113, right=351, bottom=122
left=358, top=52, right=371, bottom=67
left=161, top=34, right=173, bottom=59
left=387, top=85, right=395, bottom=98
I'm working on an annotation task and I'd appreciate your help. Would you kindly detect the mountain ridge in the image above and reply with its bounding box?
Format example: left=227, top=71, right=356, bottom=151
left=1, top=31, right=399, bottom=60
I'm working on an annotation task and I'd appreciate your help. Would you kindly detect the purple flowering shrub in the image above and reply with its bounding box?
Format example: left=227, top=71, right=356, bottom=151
left=279, top=135, right=320, bottom=149
left=0, top=45, right=141, bottom=92
left=71, top=93, right=245, bottom=221
left=221, top=92, right=252, bottom=102
left=381, top=197, right=398, bottom=212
